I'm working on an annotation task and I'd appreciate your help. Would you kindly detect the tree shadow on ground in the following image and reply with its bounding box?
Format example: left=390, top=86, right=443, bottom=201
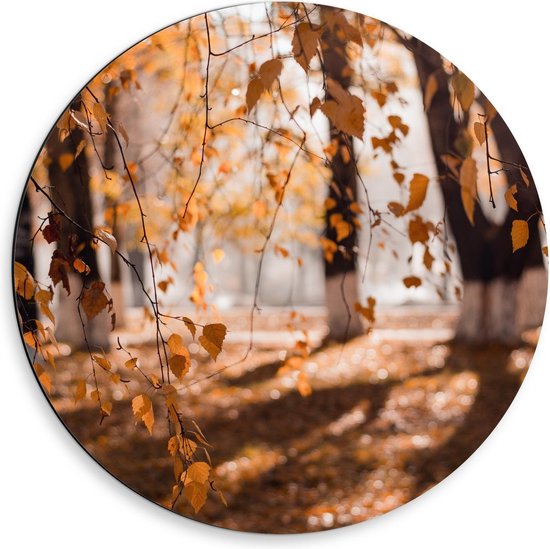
left=56, top=337, right=527, bottom=533
left=409, top=342, right=523, bottom=497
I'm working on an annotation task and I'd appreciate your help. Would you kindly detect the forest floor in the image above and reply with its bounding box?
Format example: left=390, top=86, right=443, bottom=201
left=46, top=306, right=534, bottom=533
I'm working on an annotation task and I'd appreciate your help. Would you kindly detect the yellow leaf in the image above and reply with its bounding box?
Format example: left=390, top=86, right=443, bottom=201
left=408, top=216, right=429, bottom=244
left=92, top=102, right=108, bottom=134
left=34, top=363, right=51, bottom=394
left=132, top=394, right=155, bottom=435
left=423, top=72, right=438, bottom=112
left=459, top=157, right=477, bottom=225
left=100, top=401, right=112, bottom=417
left=199, top=323, right=227, bottom=361
left=14, top=261, right=36, bottom=300
left=183, top=462, right=210, bottom=485
left=124, top=357, right=138, bottom=370
left=92, top=354, right=112, bottom=371
left=73, top=258, right=90, bottom=274
left=168, top=354, right=190, bottom=380
left=452, top=71, right=475, bottom=112
left=320, top=236, right=337, bottom=263
left=184, top=481, right=207, bottom=514
left=167, top=435, right=179, bottom=457
left=258, top=58, right=283, bottom=89
left=403, top=276, right=422, bottom=288
left=403, top=173, right=429, bottom=214
left=275, top=244, right=289, bottom=258
left=163, top=383, right=178, bottom=410
left=212, top=248, right=225, bottom=263
left=393, top=172, right=405, bottom=185
left=388, top=201, right=405, bottom=217
left=291, top=22, right=320, bottom=71
left=474, top=122, right=486, bottom=146
left=246, top=77, right=264, bottom=113
left=81, top=281, right=110, bottom=320
left=167, top=333, right=186, bottom=356
left=354, top=296, right=376, bottom=323
left=74, top=379, right=87, bottom=403
left=181, top=317, right=196, bottom=339
left=183, top=439, right=198, bottom=460
left=335, top=220, right=352, bottom=242
left=320, top=78, right=365, bottom=140
left=310, top=97, right=322, bottom=116
left=40, top=302, right=55, bottom=325
left=511, top=219, right=529, bottom=252
left=504, top=184, right=518, bottom=212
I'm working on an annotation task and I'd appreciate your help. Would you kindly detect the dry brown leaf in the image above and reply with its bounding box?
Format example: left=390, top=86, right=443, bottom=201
left=183, top=462, right=210, bottom=485
left=168, top=354, right=190, bottom=380
left=246, top=78, right=264, bottom=112
left=81, top=281, right=109, bottom=320
left=320, top=78, right=365, bottom=139
left=504, top=184, right=518, bottom=212
left=74, top=379, right=87, bottom=404
left=14, top=261, right=36, bottom=300
left=199, top=323, right=227, bottom=361
left=424, top=72, right=438, bottom=112
left=184, top=481, right=207, bottom=514
left=403, top=276, right=422, bottom=288
left=181, top=317, right=196, bottom=339
left=258, top=58, right=283, bottom=89
left=459, top=157, right=478, bottom=225
left=452, top=72, right=475, bottom=112
left=403, top=173, right=429, bottom=214
left=291, top=23, right=320, bottom=71
left=511, top=219, right=529, bottom=252
left=408, top=216, right=430, bottom=244
left=473, top=122, right=486, bottom=146
left=132, top=394, right=154, bottom=435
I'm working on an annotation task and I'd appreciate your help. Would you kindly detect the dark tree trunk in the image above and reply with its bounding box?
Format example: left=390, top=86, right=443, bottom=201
left=320, top=8, right=363, bottom=341
left=410, top=39, right=546, bottom=342
left=46, top=94, right=110, bottom=350
left=14, top=189, right=37, bottom=330
left=103, top=86, right=127, bottom=326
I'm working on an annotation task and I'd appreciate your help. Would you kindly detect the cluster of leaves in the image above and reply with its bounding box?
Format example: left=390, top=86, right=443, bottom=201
left=14, top=2, right=545, bottom=515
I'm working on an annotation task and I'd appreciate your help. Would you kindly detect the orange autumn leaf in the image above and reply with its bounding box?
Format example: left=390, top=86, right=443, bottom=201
left=511, top=220, right=529, bottom=252
left=403, top=276, right=422, bottom=288
left=132, top=394, right=155, bottom=435
left=199, top=323, right=227, bottom=361
left=184, top=481, right=208, bottom=514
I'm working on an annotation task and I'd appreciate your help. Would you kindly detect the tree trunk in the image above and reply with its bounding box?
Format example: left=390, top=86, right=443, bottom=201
left=320, top=8, right=363, bottom=342
left=14, top=189, right=37, bottom=331
left=410, top=39, right=547, bottom=343
left=103, top=85, right=127, bottom=327
left=46, top=95, right=110, bottom=350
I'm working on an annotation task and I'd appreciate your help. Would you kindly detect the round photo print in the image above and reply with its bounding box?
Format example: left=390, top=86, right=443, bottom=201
left=13, top=1, right=548, bottom=534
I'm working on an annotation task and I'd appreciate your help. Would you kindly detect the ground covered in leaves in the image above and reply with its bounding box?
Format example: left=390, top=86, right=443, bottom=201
left=47, top=306, right=533, bottom=533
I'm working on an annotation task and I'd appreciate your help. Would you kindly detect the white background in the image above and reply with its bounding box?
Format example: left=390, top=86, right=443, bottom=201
left=2, top=1, right=549, bottom=547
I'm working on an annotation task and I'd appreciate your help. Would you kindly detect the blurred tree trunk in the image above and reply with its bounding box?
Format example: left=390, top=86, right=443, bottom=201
left=46, top=94, right=110, bottom=350
left=14, top=189, right=37, bottom=331
left=411, top=39, right=546, bottom=343
left=103, top=85, right=127, bottom=327
left=320, top=7, right=363, bottom=342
